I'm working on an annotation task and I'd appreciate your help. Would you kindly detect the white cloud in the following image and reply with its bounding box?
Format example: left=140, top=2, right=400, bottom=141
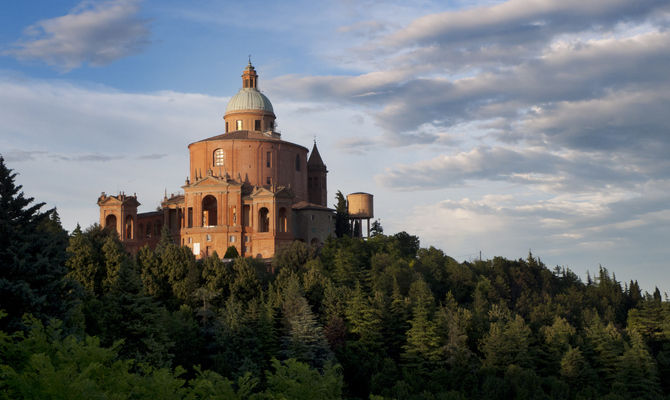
left=5, top=0, right=150, bottom=71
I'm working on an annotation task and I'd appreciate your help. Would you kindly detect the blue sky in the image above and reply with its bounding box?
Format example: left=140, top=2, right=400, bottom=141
left=1, top=0, right=669, bottom=292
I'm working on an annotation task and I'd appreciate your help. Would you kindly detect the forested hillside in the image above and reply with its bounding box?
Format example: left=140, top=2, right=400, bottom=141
left=1, top=156, right=669, bottom=400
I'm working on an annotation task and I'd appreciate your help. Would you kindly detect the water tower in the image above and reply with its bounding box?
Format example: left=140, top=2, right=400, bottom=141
left=347, top=192, right=374, bottom=238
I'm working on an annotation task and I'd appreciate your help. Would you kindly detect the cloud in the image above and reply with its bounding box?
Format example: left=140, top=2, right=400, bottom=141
left=5, top=0, right=150, bottom=71
left=137, top=153, right=167, bottom=160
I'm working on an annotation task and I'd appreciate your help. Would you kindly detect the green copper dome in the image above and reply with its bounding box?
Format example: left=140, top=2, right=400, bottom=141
left=225, top=88, right=274, bottom=114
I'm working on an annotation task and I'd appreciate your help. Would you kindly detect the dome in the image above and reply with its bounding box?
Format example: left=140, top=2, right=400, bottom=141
left=225, top=88, right=274, bottom=114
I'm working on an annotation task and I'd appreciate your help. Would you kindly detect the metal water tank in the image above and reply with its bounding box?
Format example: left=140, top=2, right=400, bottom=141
left=347, top=192, right=374, bottom=218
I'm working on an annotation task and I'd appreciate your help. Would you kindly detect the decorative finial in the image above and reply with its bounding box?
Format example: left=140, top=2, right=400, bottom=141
left=248, top=54, right=252, bottom=65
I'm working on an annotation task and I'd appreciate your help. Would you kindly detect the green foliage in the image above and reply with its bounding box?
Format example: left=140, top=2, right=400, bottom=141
left=262, top=358, right=343, bottom=400
left=0, top=157, right=77, bottom=332
left=224, top=245, right=240, bottom=258
left=6, top=170, right=670, bottom=399
left=333, top=190, right=350, bottom=238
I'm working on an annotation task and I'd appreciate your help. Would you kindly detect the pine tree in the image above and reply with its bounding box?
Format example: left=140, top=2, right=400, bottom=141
left=612, top=331, right=662, bottom=399
left=100, top=258, right=173, bottom=367
left=334, top=191, right=350, bottom=238
left=280, top=277, right=333, bottom=369
left=345, top=282, right=384, bottom=347
left=0, top=157, right=77, bottom=331
left=402, top=300, right=441, bottom=368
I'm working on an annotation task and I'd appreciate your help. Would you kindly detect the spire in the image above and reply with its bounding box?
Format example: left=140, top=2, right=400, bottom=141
left=242, top=59, right=258, bottom=89
left=308, top=141, right=326, bottom=170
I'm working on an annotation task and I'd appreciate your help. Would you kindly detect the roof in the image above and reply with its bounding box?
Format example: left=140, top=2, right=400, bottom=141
left=193, top=131, right=309, bottom=151
left=292, top=201, right=334, bottom=211
left=225, top=88, right=274, bottom=114
left=198, top=130, right=280, bottom=142
left=307, top=141, right=326, bottom=169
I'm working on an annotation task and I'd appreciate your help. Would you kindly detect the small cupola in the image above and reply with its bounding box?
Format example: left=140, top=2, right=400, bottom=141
left=242, top=60, right=258, bottom=89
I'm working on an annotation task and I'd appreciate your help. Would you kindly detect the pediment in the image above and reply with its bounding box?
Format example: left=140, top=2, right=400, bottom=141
left=249, top=185, right=294, bottom=199
left=97, top=194, right=140, bottom=207
left=185, top=175, right=242, bottom=188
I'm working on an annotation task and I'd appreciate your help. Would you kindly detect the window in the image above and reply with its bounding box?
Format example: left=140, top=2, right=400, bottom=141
left=225, top=122, right=228, bottom=133
left=266, top=151, right=271, bottom=167
left=245, top=235, right=250, bottom=242
left=229, top=235, right=236, bottom=243
left=125, top=215, right=134, bottom=240
left=214, top=149, right=224, bottom=166
left=270, top=121, right=274, bottom=130
left=255, top=120, right=261, bottom=131
left=278, top=208, right=287, bottom=233
left=295, top=154, right=301, bottom=171
left=266, top=176, right=271, bottom=185
left=187, top=208, right=193, bottom=228
left=202, top=195, right=217, bottom=226
left=236, top=120, right=243, bottom=130
left=206, top=234, right=211, bottom=242
left=188, top=237, right=192, bottom=244
left=259, top=208, right=270, bottom=232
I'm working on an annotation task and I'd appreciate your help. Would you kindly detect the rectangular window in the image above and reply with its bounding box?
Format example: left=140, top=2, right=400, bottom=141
left=187, top=208, right=193, bottom=228
left=229, top=235, right=236, bottom=243
left=266, top=176, right=271, bottom=185
left=255, top=120, right=261, bottom=131
left=266, top=151, right=271, bottom=167
left=236, top=120, right=243, bottom=130
left=245, top=235, right=250, bottom=242
left=225, top=122, right=228, bottom=133
left=206, top=234, right=211, bottom=242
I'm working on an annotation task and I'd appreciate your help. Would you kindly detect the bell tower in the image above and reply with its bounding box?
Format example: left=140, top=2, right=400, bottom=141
left=307, top=141, right=328, bottom=207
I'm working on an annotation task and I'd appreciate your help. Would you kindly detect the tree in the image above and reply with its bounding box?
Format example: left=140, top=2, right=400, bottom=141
left=224, top=246, right=239, bottom=258
left=0, top=156, right=77, bottom=331
left=480, top=306, right=532, bottom=370
left=280, top=277, right=333, bottom=368
left=99, top=257, right=173, bottom=367
left=262, top=358, right=343, bottom=400
left=393, top=231, right=420, bottom=259
left=370, top=219, right=383, bottom=237
left=334, top=191, right=350, bottom=238
left=66, top=224, right=108, bottom=296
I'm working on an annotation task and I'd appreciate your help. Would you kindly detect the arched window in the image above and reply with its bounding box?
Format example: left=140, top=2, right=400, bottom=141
left=213, top=149, right=225, bottom=166
left=259, top=207, right=269, bottom=232
left=278, top=207, right=287, bottom=233
left=125, top=215, right=134, bottom=240
left=105, top=214, right=117, bottom=233
left=202, top=195, right=217, bottom=227
left=295, top=154, right=301, bottom=171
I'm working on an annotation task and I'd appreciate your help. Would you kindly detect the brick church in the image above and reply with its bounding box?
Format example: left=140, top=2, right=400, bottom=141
left=97, top=62, right=334, bottom=258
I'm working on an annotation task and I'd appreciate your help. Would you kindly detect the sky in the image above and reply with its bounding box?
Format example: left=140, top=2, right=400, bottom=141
left=1, top=0, right=669, bottom=292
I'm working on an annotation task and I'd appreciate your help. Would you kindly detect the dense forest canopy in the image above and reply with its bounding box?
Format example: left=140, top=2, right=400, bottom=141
left=1, top=156, right=670, bottom=399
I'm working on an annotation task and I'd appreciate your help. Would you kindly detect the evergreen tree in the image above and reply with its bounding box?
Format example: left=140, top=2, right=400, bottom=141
left=612, top=331, right=662, bottom=399
left=0, top=157, right=77, bottom=331
left=334, top=191, right=350, bottom=238
left=224, top=246, right=239, bottom=258
left=345, top=282, right=384, bottom=347
left=138, top=244, right=172, bottom=302
left=370, top=219, right=383, bottom=237
left=280, top=277, right=333, bottom=368
left=66, top=224, right=107, bottom=296
left=100, top=258, right=173, bottom=367
left=402, top=299, right=441, bottom=368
